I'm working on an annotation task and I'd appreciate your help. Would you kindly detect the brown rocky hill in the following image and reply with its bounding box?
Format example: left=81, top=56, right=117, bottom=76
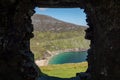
left=31, top=14, right=86, bottom=32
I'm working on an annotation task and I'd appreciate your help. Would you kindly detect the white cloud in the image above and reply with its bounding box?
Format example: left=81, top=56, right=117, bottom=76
left=39, top=8, right=48, bottom=11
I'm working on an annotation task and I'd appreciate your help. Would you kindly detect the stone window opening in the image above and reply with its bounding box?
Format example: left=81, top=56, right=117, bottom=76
left=30, top=7, right=90, bottom=80
left=0, top=0, right=118, bottom=80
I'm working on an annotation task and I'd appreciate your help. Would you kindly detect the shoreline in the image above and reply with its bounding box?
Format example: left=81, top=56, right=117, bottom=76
left=35, top=48, right=88, bottom=66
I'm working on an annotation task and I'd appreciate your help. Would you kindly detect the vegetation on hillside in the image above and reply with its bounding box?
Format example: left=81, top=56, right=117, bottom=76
left=31, top=14, right=90, bottom=60
left=30, top=28, right=90, bottom=60
left=40, top=62, right=88, bottom=78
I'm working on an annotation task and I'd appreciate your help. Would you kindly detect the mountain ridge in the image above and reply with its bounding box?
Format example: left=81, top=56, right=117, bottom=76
left=30, top=14, right=90, bottom=60
left=31, top=14, right=87, bottom=32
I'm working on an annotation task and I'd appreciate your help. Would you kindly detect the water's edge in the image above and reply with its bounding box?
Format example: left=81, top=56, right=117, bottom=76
left=35, top=51, right=87, bottom=66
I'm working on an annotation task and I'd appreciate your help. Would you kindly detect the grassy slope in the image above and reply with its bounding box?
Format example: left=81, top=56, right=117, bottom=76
left=40, top=62, right=88, bottom=78
left=30, top=28, right=90, bottom=59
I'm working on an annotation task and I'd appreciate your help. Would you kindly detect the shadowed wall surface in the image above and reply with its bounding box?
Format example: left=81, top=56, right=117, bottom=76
left=0, top=0, right=120, bottom=80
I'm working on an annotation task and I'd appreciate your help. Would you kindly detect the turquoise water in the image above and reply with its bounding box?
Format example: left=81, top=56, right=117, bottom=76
left=48, top=51, right=87, bottom=64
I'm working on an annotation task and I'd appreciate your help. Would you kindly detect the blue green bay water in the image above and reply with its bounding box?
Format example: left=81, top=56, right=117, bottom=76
left=48, top=51, right=87, bottom=64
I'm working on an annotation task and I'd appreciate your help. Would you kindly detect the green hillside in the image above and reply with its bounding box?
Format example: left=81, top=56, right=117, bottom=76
left=30, top=28, right=90, bottom=60
left=40, top=62, right=88, bottom=78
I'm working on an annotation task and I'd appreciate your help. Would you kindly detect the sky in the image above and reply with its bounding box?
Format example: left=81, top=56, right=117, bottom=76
left=34, top=7, right=87, bottom=26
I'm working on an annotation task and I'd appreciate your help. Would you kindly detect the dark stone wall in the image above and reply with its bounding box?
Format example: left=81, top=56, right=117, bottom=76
left=0, top=0, right=120, bottom=80
left=84, top=1, right=120, bottom=80
left=0, top=0, right=41, bottom=80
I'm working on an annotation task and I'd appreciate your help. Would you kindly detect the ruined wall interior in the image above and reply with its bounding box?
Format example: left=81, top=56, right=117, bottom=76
left=0, top=0, right=120, bottom=80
